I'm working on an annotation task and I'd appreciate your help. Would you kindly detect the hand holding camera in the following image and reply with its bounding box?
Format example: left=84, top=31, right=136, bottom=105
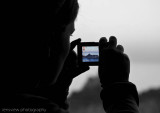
left=58, top=36, right=130, bottom=90
left=98, top=36, right=130, bottom=87
left=77, top=36, right=130, bottom=87
left=56, top=39, right=90, bottom=90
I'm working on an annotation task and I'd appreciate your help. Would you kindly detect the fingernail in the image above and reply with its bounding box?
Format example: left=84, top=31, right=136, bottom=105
left=100, top=37, right=107, bottom=43
left=109, top=36, right=116, bottom=41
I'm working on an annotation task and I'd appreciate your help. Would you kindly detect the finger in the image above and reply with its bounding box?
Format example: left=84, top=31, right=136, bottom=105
left=124, top=53, right=130, bottom=62
left=123, top=53, right=130, bottom=75
left=108, top=36, right=117, bottom=49
left=70, top=38, right=81, bottom=51
left=117, top=45, right=124, bottom=53
left=99, top=37, right=108, bottom=52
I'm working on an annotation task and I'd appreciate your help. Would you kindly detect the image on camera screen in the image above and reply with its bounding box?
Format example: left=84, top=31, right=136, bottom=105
left=82, top=46, right=99, bottom=62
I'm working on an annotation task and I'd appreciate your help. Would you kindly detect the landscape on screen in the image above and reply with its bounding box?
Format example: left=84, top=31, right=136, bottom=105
left=82, top=46, right=99, bottom=62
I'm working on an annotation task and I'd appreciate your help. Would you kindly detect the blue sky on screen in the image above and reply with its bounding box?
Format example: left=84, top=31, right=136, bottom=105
left=82, top=46, right=99, bottom=56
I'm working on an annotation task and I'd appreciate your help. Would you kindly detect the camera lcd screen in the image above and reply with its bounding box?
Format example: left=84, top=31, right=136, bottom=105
left=82, top=46, right=99, bottom=62
left=78, top=42, right=99, bottom=66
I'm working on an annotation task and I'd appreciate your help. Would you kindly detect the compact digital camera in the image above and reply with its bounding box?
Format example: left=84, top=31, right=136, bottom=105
left=77, top=42, right=99, bottom=66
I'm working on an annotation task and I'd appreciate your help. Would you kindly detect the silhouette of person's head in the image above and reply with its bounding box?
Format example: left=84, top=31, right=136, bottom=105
left=3, top=0, right=79, bottom=91
left=44, top=0, right=79, bottom=85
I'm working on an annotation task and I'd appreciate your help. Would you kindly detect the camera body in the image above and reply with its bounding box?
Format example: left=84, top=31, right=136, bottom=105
left=77, top=42, right=99, bottom=66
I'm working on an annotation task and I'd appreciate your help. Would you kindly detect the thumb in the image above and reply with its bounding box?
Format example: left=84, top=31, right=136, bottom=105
left=70, top=38, right=81, bottom=51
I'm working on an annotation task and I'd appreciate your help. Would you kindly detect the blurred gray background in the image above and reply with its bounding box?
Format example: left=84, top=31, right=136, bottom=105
left=69, top=0, right=160, bottom=113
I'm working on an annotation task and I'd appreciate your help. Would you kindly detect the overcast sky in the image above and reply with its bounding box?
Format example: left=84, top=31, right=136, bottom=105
left=69, top=0, right=160, bottom=94
left=71, top=0, right=160, bottom=63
